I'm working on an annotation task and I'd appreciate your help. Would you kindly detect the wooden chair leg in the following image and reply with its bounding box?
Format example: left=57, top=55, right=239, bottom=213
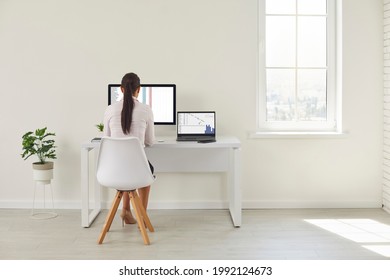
left=129, top=191, right=150, bottom=245
left=98, top=191, right=123, bottom=244
left=133, top=191, right=154, bottom=232
left=106, top=191, right=123, bottom=232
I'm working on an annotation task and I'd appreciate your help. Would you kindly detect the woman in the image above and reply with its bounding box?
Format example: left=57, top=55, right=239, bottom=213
left=103, top=72, right=155, bottom=225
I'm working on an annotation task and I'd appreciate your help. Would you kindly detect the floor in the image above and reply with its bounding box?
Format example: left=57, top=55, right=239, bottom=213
left=1, top=208, right=390, bottom=260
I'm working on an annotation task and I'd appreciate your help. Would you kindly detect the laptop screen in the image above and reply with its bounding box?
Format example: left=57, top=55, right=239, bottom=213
left=177, top=112, right=216, bottom=135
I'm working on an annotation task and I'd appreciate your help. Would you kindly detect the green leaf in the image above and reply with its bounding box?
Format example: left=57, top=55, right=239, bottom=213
left=21, top=127, right=56, bottom=162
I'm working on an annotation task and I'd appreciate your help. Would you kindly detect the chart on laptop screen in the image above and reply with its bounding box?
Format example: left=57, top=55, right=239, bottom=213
left=178, top=112, right=215, bottom=134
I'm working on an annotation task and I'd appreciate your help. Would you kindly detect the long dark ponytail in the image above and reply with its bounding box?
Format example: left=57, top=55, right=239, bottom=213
left=121, top=72, right=140, bottom=134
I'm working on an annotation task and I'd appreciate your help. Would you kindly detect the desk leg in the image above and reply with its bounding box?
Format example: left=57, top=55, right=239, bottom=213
left=228, top=147, right=241, bottom=227
left=81, top=147, right=90, bottom=227
left=93, top=147, right=102, bottom=218
left=81, top=146, right=102, bottom=228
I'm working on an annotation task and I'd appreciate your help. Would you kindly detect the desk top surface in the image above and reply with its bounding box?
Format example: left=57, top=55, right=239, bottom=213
left=82, top=136, right=241, bottom=149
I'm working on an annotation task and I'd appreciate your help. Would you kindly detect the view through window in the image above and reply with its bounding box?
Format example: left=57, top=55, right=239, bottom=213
left=258, top=0, right=338, bottom=132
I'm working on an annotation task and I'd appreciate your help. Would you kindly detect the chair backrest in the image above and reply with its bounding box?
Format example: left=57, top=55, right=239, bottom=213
left=96, top=137, right=155, bottom=191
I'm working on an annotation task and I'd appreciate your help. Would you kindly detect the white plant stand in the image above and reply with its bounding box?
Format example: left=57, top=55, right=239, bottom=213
left=31, top=164, right=58, bottom=219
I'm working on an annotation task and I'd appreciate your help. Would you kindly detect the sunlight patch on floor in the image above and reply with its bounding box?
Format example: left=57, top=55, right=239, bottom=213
left=362, top=245, right=390, bottom=257
left=305, top=219, right=390, bottom=257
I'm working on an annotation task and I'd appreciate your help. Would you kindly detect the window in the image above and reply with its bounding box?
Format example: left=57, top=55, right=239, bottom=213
left=257, top=0, right=340, bottom=134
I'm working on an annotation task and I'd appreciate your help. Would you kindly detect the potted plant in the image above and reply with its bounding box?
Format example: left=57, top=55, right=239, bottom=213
left=96, top=123, right=104, bottom=133
left=91, top=122, right=104, bottom=142
left=21, top=127, right=57, bottom=183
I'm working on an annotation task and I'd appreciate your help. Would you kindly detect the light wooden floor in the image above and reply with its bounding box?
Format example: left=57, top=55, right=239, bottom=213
left=1, top=208, right=390, bottom=260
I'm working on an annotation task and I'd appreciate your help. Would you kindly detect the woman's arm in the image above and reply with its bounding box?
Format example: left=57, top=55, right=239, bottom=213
left=144, top=110, right=155, bottom=146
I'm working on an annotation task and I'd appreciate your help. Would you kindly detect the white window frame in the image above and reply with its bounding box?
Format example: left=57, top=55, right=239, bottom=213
left=256, top=0, right=342, bottom=135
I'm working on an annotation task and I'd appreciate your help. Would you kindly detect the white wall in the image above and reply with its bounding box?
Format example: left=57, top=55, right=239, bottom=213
left=0, top=0, right=383, bottom=209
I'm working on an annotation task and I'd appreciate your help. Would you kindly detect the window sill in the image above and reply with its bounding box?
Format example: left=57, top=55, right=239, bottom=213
left=248, top=131, right=348, bottom=139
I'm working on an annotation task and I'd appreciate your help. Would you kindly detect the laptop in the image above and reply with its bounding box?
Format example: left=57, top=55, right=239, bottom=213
left=176, top=111, right=216, bottom=142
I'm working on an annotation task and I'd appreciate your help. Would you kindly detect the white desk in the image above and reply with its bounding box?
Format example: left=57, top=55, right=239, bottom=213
left=80, top=136, right=241, bottom=227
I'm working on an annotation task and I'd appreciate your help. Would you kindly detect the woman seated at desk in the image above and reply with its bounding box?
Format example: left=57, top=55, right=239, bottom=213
left=103, top=72, right=155, bottom=225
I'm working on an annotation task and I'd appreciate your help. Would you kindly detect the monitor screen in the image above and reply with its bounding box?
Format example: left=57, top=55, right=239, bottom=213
left=108, top=84, right=176, bottom=125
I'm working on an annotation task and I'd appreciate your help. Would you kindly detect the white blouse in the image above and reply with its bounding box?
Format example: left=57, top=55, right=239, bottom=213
left=103, top=98, right=155, bottom=147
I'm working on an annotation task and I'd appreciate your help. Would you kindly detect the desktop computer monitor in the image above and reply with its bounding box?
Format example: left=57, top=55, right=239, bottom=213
left=108, top=84, right=176, bottom=125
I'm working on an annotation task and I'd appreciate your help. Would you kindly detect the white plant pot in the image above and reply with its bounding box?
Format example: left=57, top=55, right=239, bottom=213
left=32, top=162, right=54, bottom=184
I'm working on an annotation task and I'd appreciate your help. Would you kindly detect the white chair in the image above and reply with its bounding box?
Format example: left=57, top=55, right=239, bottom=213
left=96, top=137, right=155, bottom=245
